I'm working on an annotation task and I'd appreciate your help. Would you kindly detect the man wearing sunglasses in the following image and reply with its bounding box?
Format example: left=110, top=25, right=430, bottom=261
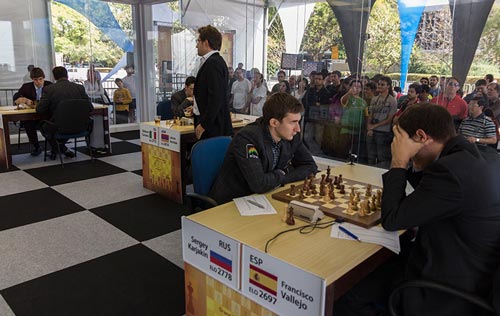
left=431, top=77, right=467, bottom=130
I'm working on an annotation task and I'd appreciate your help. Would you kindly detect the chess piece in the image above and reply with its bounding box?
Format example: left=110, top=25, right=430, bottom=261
left=299, top=189, right=305, bottom=199
left=320, top=174, right=326, bottom=185
left=311, top=184, right=318, bottom=195
left=286, top=206, right=295, bottom=225
left=339, top=184, right=346, bottom=194
left=376, top=190, right=382, bottom=210
left=355, top=192, right=361, bottom=203
left=303, top=177, right=309, bottom=189
left=333, top=176, right=338, bottom=186
left=365, top=184, right=372, bottom=197
left=351, top=199, right=359, bottom=211
left=338, top=174, right=343, bottom=184
left=305, top=187, right=311, bottom=196
left=350, top=187, right=355, bottom=197
left=323, top=186, right=331, bottom=202
left=329, top=189, right=336, bottom=200
left=370, top=195, right=377, bottom=213
left=319, top=183, right=325, bottom=196
left=289, top=184, right=296, bottom=196
left=359, top=200, right=369, bottom=217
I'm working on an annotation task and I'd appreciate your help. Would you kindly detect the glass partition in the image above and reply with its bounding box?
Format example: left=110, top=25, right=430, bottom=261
left=2, top=0, right=499, bottom=166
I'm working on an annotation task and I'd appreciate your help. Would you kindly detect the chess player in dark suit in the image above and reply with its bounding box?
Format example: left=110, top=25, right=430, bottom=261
left=209, top=93, right=317, bottom=204
left=193, top=25, right=233, bottom=140
left=13, top=67, right=52, bottom=156
left=37, top=66, right=93, bottom=159
left=171, top=76, right=195, bottom=117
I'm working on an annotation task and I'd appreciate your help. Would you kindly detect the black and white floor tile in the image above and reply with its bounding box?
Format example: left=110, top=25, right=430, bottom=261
left=0, top=130, right=188, bottom=316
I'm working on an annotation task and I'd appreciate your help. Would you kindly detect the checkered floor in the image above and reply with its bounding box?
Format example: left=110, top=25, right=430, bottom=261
left=0, top=131, right=187, bottom=316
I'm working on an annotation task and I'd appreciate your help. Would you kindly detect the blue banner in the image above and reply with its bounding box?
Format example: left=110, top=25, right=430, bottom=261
left=398, top=0, right=427, bottom=91
left=54, top=0, right=133, bottom=53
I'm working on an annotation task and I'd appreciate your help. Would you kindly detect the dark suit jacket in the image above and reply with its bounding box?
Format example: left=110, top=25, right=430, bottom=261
left=382, top=136, right=500, bottom=316
left=171, top=89, right=193, bottom=117
left=13, top=81, right=52, bottom=102
left=194, top=52, right=233, bottom=139
left=37, top=79, right=93, bottom=121
left=209, top=118, right=317, bottom=204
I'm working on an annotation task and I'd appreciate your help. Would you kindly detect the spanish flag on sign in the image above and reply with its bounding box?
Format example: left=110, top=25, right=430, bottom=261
left=249, top=264, right=278, bottom=296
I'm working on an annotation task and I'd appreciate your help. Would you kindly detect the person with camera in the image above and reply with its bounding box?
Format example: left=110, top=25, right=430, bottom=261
left=366, top=76, right=397, bottom=168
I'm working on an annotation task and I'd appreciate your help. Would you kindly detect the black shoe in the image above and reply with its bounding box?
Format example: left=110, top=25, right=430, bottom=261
left=49, top=152, right=57, bottom=160
left=30, top=147, right=42, bottom=156
left=64, top=150, right=75, bottom=158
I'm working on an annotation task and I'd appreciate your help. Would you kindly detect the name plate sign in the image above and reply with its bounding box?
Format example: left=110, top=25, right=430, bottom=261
left=158, top=126, right=180, bottom=152
left=241, top=245, right=325, bottom=316
left=182, top=217, right=240, bottom=290
left=140, top=123, right=159, bottom=146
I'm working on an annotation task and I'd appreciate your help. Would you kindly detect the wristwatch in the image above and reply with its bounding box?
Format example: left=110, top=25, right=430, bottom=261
left=476, top=138, right=480, bottom=143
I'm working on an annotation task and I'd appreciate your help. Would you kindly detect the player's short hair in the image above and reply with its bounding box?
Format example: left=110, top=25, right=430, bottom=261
left=30, top=67, right=45, bottom=79
left=472, top=96, right=486, bottom=108
left=197, top=25, right=222, bottom=50
left=396, top=103, right=456, bottom=143
left=475, top=79, right=487, bottom=87
left=52, top=66, right=68, bottom=80
left=420, top=84, right=430, bottom=94
left=114, top=78, right=123, bottom=84
left=430, top=75, right=439, bottom=80
left=263, top=92, right=304, bottom=125
left=485, top=74, right=494, bottom=82
left=488, top=82, right=500, bottom=92
left=408, top=83, right=423, bottom=94
left=277, top=70, right=286, bottom=77
left=185, top=76, right=195, bottom=86
left=331, top=70, right=341, bottom=77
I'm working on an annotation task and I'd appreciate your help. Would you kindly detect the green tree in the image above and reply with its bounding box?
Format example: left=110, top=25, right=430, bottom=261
left=51, top=2, right=131, bottom=67
left=365, top=0, right=401, bottom=74
left=301, top=3, right=343, bottom=61
left=267, top=7, right=285, bottom=77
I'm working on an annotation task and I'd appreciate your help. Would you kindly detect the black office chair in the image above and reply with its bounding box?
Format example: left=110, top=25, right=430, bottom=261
left=157, top=99, right=173, bottom=120
left=388, top=265, right=500, bottom=316
left=186, top=136, right=232, bottom=213
left=41, top=99, right=94, bottom=167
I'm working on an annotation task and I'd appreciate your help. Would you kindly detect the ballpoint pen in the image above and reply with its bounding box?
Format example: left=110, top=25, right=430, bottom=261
left=338, top=226, right=362, bottom=242
left=246, top=199, right=265, bottom=209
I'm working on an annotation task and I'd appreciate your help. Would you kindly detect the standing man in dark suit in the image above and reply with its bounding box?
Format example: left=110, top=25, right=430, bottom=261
left=37, top=66, right=93, bottom=160
left=13, top=67, right=52, bottom=156
left=193, top=25, right=233, bottom=140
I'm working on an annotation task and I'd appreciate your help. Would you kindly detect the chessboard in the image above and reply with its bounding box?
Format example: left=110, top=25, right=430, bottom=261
left=271, top=168, right=383, bottom=228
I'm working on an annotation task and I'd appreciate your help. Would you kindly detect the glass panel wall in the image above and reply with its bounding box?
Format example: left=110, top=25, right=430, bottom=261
left=50, top=0, right=137, bottom=124
left=2, top=0, right=500, bottom=166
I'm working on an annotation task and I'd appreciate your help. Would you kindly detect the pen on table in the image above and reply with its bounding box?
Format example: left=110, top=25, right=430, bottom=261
left=246, top=199, right=265, bottom=209
left=338, top=226, right=362, bottom=242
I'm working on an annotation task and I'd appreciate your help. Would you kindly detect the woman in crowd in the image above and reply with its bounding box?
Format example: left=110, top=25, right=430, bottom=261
left=249, top=72, right=267, bottom=116
left=83, top=69, right=106, bottom=103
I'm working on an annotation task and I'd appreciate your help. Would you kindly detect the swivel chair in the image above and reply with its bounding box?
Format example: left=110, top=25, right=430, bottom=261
left=388, top=265, right=500, bottom=316
left=157, top=99, right=173, bottom=120
left=186, top=136, right=232, bottom=213
left=41, top=99, right=94, bottom=167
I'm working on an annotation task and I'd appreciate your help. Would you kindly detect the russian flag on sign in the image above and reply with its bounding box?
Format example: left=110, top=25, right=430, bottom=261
left=210, top=250, right=232, bottom=272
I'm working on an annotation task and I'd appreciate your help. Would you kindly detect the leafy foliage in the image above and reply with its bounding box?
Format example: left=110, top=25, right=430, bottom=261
left=300, top=2, right=343, bottom=60
left=364, top=0, right=401, bottom=74
left=51, top=2, right=131, bottom=67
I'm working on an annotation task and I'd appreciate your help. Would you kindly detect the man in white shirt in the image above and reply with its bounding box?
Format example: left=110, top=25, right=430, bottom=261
left=230, top=68, right=251, bottom=114
left=122, top=65, right=137, bottom=122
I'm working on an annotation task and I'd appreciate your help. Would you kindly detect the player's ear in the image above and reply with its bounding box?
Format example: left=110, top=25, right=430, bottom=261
left=415, top=129, right=429, bottom=142
left=269, top=118, right=280, bottom=127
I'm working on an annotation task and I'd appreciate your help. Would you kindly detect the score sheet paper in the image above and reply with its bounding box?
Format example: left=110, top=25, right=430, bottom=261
left=233, top=195, right=277, bottom=216
left=331, top=222, right=401, bottom=254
